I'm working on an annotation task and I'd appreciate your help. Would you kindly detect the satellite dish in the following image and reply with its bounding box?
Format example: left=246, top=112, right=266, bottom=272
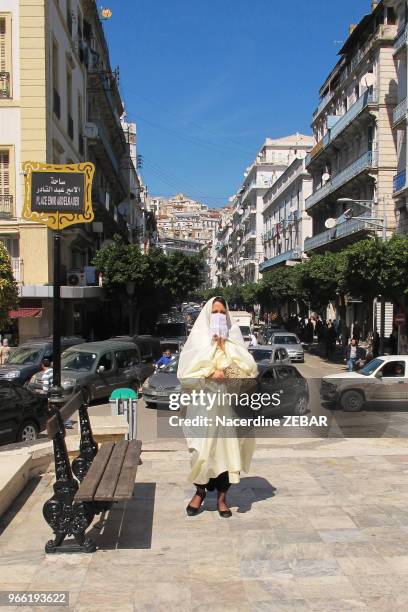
left=322, top=172, right=331, bottom=182
left=325, top=218, right=337, bottom=229
left=238, top=208, right=244, bottom=215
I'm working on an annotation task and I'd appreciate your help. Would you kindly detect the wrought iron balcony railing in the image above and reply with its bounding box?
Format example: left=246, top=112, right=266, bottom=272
left=0, top=194, right=13, bottom=217
left=53, top=89, right=61, bottom=119
left=304, top=214, right=374, bottom=251
left=259, top=249, right=300, bottom=272
left=305, top=151, right=378, bottom=210
left=393, top=97, right=407, bottom=127
left=393, top=170, right=406, bottom=194
left=0, top=72, right=11, bottom=98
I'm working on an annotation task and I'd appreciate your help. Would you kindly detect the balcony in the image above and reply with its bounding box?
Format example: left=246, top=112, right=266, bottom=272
left=304, top=215, right=374, bottom=252
left=11, top=258, right=23, bottom=285
left=306, top=91, right=377, bottom=168
left=305, top=151, right=378, bottom=211
left=242, top=230, right=257, bottom=244
left=393, top=98, right=407, bottom=128
left=53, top=89, right=61, bottom=119
left=393, top=170, right=406, bottom=194
left=0, top=194, right=13, bottom=217
left=260, top=249, right=300, bottom=272
left=394, top=26, right=408, bottom=55
left=0, top=72, right=11, bottom=98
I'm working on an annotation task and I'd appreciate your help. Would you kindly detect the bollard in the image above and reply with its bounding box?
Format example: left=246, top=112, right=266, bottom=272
left=109, top=388, right=138, bottom=440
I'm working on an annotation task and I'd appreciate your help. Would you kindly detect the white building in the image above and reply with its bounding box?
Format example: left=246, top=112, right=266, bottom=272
left=227, top=134, right=314, bottom=284
left=261, top=157, right=313, bottom=273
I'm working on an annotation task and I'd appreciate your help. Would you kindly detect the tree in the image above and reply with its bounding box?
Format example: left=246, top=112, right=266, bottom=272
left=0, top=242, right=18, bottom=331
left=340, top=236, right=408, bottom=301
left=259, top=267, right=299, bottom=312
left=92, top=236, right=205, bottom=333
left=297, top=252, right=345, bottom=311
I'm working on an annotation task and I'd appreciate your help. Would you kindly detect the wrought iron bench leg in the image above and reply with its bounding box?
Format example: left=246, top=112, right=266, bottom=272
left=43, top=415, right=96, bottom=554
left=72, top=400, right=98, bottom=482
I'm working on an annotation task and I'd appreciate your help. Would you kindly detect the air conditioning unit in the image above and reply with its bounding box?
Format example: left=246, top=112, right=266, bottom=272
left=84, top=122, right=99, bottom=139
left=67, top=271, right=86, bottom=287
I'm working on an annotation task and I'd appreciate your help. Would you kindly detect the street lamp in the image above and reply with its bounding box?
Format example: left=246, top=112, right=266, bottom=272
left=126, top=281, right=136, bottom=335
left=334, top=197, right=389, bottom=354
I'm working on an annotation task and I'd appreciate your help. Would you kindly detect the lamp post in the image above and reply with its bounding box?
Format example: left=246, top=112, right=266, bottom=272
left=126, top=281, right=136, bottom=336
left=335, top=197, right=389, bottom=354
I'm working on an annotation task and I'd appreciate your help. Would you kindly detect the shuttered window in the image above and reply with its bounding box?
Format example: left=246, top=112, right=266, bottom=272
left=0, top=151, right=10, bottom=196
left=0, top=15, right=11, bottom=97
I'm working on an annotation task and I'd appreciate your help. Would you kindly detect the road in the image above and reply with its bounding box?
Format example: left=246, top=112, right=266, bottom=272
left=85, top=352, right=408, bottom=443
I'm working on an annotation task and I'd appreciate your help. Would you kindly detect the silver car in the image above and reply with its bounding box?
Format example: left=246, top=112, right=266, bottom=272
left=249, top=345, right=291, bottom=367
left=268, top=333, right=304, bottom=363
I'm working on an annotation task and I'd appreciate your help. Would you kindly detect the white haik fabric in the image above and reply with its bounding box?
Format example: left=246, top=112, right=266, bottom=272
left=177, top=297, right=257, bottom=485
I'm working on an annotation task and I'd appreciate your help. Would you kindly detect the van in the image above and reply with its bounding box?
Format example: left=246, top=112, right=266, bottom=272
left=27, top=340, right=154, bottom=403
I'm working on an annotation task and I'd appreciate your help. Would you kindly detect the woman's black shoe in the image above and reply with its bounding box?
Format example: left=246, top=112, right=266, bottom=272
left=218, top=508, right=232, bottom=518
left=186, top=488, right=206, bottom=516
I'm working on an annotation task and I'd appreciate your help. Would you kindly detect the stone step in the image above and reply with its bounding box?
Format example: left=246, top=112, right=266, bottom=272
left=0, top=455, right=32, bottom=519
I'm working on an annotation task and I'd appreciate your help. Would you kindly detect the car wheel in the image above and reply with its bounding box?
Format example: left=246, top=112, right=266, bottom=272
left=17, top=420, right=39, bottom=443
left=294, top=394, right=308, bottom=416
left=341, top=390, right=364, bottom=412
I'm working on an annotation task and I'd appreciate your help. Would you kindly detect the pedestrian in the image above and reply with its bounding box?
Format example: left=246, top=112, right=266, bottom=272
left=0, top=338, right=11, bottom=365
left=177, top=296, right=257, bottom=518
left=249, top=331, right=257, bottom=347
left=305, top=318, right=314, bottom=344
left=352, top=320, right=361, bottom=342
left=389, top=328, right=398, bottom=354
left=325, top=322, right=337, bottom=360
left=155, top=349, right=172, bottom=368
left=344, top=338, right=365, bottom=372
left=40, top=360, right=74, bottom=429
left=372, top=331, right=380, bottom=358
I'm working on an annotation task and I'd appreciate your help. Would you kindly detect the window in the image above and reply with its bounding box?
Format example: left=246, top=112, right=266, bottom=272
left=98, top=353, right=113, bottom=371
left=381, top=361, right=406, bottom=378
left=66, top=0, right=73, bottom=36
left=0, top=14, right=12, bottom=98
left=78, top=92, right=83, bottom=155
left=0, top=149, right=12, bottom=217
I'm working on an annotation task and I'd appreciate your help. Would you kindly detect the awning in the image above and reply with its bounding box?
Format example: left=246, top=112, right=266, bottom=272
left=9, top=308, right=43, bottom=319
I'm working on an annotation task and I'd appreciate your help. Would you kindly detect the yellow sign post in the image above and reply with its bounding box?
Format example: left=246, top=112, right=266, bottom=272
left=22, top=160, right=95, bottom=401
left=22, top=161, right=95, bottom=230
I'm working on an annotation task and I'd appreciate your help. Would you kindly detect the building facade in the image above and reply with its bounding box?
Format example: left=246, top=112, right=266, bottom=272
left=261, top=157, right=313, bottom=273
left=0, top=0, right=140, bottom=341
left=305, top=1, right=398, bottom=255
left=225, top=134, right=314, bottom=284
left=389, top=0, right=408, bottom=233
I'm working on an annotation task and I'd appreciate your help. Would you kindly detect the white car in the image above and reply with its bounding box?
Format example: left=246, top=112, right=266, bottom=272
left=321, top=355, right=408, bottom=411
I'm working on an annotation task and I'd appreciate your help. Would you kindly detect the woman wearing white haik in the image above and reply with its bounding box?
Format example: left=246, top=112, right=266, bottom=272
left=177, top=296, right=257, bottom=518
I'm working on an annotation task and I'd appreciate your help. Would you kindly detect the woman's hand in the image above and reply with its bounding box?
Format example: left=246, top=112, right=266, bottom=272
left=211, top=369, right=225, bottom=380
left=212, top=334, right=226, bottom=352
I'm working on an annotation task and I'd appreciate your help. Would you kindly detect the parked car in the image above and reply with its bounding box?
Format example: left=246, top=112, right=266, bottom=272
left=27, top=340, right=154, bottom=402
left=0, top=337, right=84, bottom=385
left=259, top=324, right=286, bottom=344
left=0, top=381, right=48, bottom=445
left=249, top=345, right=291, bottom=367
left=142, top=355, right=308, bottom=415
left=155, top=320, right=188, bottom=354
left=268, top=333, right=304, bottom=363
left=321, top=355, right=408, bottom=412
left=111, top=335, right=162, bottom=363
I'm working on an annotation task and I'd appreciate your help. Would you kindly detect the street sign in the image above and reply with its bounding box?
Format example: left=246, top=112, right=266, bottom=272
left=22, top=161, right=95, bottom=230
left=395, top=313, right=406, bottom=326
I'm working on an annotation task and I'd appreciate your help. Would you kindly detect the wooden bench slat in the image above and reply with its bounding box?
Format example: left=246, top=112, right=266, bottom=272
left=113, top=440, right=142, bottom=500
left=75, top=442, right=115, bottom=502
left=93, top=440, right=129, bottom=502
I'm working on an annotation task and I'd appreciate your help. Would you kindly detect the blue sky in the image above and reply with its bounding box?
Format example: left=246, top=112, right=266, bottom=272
left=104, top=0, right=370, bottom=208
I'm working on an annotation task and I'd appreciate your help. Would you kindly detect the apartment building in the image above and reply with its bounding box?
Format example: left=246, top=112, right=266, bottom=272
left=226, top=134, right=314, bottom=284
left=389, top=0, right=408, bottom=233
left=0, top=0, right=137, bottom=341
left=261, top=157, right=313, bottom=273
left=305, top=0, right=398, bottom=255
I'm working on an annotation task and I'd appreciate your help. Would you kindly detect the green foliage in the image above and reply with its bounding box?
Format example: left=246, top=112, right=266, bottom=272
left=297, top=252, right=345, bottom=310
left=0, top=242, right=18, bottom=331
left=340, top=235, right=408, bottom=300
left=259, top=266, right=299, bottom=308
left=92, top=235, right=204, bottom=308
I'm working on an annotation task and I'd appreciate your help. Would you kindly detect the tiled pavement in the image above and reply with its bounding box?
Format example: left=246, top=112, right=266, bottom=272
left=1, top=439, right=408, bottom=611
